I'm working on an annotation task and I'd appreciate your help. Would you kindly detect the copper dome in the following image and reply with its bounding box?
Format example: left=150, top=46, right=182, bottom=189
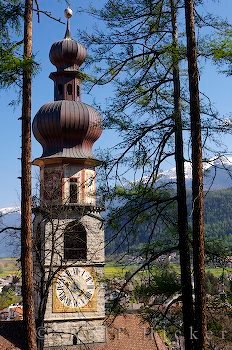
left=49, top=38, right=87, bottom=70
left=32, top=100, right=102, bottom=159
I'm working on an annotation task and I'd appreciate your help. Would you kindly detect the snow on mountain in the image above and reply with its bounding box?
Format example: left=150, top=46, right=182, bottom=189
left=0, top=207, right=21, bottom=257
left=0, top=206, right=21, bottom=216
left=160, top=162, right=193, bottom=181
left=158, top=156, right=232, bottom=190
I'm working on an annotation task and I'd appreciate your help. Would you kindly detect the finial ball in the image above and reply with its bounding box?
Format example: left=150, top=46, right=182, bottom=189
left=64, top=7, right=73, bottom=19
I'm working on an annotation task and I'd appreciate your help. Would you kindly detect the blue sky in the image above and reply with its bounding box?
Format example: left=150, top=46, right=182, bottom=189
left=0, top=0, right=232, bottom=208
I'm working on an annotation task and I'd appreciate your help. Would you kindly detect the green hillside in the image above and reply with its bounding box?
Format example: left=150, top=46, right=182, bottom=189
left=105, top=188, right=232, bottom=254
left=204, top=189, right=232, bottom=242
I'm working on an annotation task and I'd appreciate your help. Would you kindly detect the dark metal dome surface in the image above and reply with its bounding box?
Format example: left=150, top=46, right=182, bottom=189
left=32, top=100, right=102, bottom=159
left=49, top=38, right=87, bottom=70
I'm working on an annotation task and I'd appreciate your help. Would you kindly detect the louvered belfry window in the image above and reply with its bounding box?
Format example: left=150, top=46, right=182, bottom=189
left=64, top=222, right=87, bottom=260
left=67, top=83, right=73, bottom=95
left=69, top=178, right=79, bottom=203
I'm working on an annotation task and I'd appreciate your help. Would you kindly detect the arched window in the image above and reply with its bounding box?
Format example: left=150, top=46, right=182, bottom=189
left=76, top=85, right=80, bottom=97
left=64, top=222, right=87, bottom=260
left=69, top=178, right=79, bottom=203
left=58, top=84, right=63, bottom=96
left=67, top=84, right=73, bottom=95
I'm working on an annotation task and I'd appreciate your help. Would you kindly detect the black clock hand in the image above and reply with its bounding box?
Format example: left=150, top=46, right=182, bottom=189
left=73, top=282, right=85, bottom=294
left=64, top=274, right=86, bottom=295
left=69, top=281, right=91, bottom=300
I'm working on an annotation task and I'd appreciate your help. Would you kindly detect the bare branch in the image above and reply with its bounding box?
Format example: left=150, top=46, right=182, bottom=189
left=0, top=226, right=21, bottom=234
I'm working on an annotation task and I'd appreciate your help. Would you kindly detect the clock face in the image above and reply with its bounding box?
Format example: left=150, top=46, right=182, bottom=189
left=54, top=267, right=96, bottom=311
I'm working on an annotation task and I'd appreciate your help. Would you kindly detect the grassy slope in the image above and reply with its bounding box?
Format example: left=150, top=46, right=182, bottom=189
left=0, top=258, right=19, bottom=278
left=104, top=263, right=232, bottom=278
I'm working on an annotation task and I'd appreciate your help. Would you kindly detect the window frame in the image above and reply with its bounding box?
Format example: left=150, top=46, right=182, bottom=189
left=64, top=222, right=87, bottom=261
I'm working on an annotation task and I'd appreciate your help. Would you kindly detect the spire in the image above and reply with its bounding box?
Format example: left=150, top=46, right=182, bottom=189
left=49, top=6, right=87, bottom=71
left=33, top=3, right=102, bottom=165
left=64, top=6, right=73, bottom=39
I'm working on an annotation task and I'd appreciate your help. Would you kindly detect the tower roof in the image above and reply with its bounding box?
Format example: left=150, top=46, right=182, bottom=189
left=32, top=7, right=102, bottom=164
left=49, top=37, right=87, bottom=71
left=33, top=100, right=102, bottom=159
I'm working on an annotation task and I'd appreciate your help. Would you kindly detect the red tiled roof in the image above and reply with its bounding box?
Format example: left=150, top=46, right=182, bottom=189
left=12, top=307, right=23, bottom=316
left=0, top=336, right=21, bottom=350
left=92, top=314, right=168, bottom=350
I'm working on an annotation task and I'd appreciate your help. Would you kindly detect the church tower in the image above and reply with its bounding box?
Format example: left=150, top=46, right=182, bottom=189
left=32, top=7, right=105, bottom=347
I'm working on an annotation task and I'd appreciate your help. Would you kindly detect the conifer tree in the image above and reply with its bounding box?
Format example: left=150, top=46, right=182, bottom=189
left=84, top=0, right=231, bottom=348
left=84, top=0, right=195, bottom=346
left=184, top=0, right=206, bottom=348
left=21, top=2, right=37, bottom=350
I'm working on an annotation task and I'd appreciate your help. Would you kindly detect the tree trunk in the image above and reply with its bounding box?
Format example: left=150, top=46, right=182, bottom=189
left=184, top=0, right=207, bottom=349
left=21, top=0, right=37, bottom=349
left=170, top=1, right=194, bottom=349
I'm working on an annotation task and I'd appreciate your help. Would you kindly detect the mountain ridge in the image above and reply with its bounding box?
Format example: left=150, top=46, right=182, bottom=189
left=157, top=156, right=232, bottom=190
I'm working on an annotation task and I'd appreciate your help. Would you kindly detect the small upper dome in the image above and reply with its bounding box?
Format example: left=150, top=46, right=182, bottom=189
left=49, top=38, right=87, bottom=70
left=49, top=6, right=87, bottom=70
left=32, top=100, right=102, bottom=159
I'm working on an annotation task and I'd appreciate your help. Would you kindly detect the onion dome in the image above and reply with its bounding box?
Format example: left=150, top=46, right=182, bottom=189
left=32, top=100, right=102, bottom=159
left=49, top=6, right=87, bottom=70
left=49, top=39, right=87, bottom=70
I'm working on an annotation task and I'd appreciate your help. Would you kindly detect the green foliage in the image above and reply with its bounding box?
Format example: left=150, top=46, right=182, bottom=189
left=106, top=187, right=232, bottom=255
left=105, top=185, right=178, bottom=255
left=0, top=0, right=39, bottom=89
left=134, top=265, right=181, bottom=302
left=0, top=0, right=24, bottom=87
left=0, top=0, right=23, bottom=37
left=0, top=50, right=34, bottom=88
left=204, top=189, right=232, bottom=248
left=84, top=2, right=232, bottom=346
left=0, top=287, right=21, bottom=309
left=205, top=271, right=218, bottom=295
left=207, top=29, right=232, bottom=75
left=85, top=0, right=232, bottom=264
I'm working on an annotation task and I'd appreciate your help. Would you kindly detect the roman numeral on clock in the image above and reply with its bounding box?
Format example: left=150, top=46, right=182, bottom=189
left=73, top=267, right=79, bottom=275
left=59, top=292, right=66, bottom=301
left=86, top=276, right=93, bottom=282
left=73, top=299, right=79, bottom=307
left=84, top=292, right=92, bottom=300
left=66, top=298, right=72, bottom=306
left=65, top=270, right=72, bottom=278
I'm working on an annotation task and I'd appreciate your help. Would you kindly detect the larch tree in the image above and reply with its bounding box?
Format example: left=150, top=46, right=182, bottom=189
left=170, top=1, right=194, bottom=348
left=83, top=0, right=231, bottom=348
left=83, top=0, right=196, bottom=346
left=0, top=0, right=37, bottom=348
left=21, top=0, right=37, bottom=349
left=184, top=0, right=206, bottom=348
